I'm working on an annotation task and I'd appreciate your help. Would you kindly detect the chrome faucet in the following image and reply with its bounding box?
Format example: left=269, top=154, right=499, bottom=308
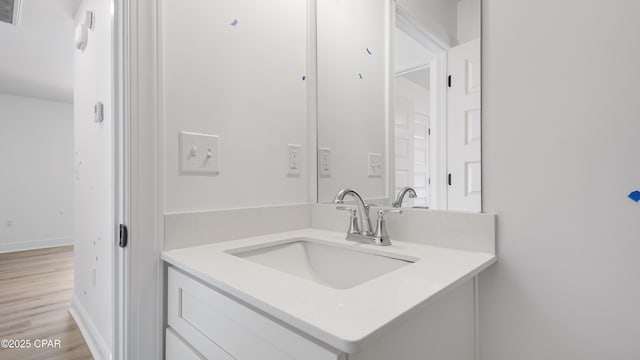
left=393, top=187, right=417, bottom=208
left=333, top=188, right=373, bottom=235
left=334, top=189, right=402, bottom=246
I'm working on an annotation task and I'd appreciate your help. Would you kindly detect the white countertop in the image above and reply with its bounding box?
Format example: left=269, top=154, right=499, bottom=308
left=161, top=228, right=496, bottom=353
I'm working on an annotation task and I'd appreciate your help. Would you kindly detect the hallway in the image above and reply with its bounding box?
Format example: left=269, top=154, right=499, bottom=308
left=0, top=246, right=92, bottom=359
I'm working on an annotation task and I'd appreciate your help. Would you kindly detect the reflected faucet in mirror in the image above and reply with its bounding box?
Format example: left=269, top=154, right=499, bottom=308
left=393, top=187, right=417, bottom=208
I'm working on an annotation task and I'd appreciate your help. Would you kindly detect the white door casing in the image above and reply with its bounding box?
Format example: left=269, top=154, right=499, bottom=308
left=447, top=38, right=481, bottom=212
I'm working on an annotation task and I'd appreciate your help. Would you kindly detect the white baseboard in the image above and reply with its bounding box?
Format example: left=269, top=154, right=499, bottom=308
left=0, top=237, right=73, bottom=254
left=69, top=296, right=111, bottom=360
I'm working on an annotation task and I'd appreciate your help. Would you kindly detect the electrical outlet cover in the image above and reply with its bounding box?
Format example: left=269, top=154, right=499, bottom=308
left=179, top=131, right=220, bottom=175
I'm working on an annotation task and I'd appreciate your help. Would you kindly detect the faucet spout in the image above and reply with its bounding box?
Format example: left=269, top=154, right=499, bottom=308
left=393, top=187, right=417, bottom=208
left=333, top=188, right=373, bottom=236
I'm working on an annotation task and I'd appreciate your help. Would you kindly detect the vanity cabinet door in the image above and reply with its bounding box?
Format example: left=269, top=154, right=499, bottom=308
left=167, top=267, right=344, bottom=360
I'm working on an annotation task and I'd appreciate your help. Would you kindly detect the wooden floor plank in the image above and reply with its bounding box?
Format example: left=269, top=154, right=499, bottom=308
left=0, top=246, right=93, bottom=359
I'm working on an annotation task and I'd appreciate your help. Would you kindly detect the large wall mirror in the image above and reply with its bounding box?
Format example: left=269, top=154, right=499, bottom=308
left=316, top=0, right=481, bottom=212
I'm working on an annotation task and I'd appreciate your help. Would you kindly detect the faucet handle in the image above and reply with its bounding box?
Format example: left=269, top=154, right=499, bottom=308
left=336, top=205, right=355, bottom=211
left=336, top=206, right=361, bottom=234
left=377, top=208, right=403, bottom=217
left=372, top=209, right=402, bottom=246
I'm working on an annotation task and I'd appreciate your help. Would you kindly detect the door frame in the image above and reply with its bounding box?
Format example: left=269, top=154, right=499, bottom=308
left=113, top=0, right=164, bottom=358
left=112, top=0, right=127, bottom=357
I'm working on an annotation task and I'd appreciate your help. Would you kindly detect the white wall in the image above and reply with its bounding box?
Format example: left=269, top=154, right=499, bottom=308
left=71, top=0, right=113, bottom=358
left=0, top=0, right=78, bottom=102
left=316, top=0, right=388, bottom=202
left=396, top=0, right=458, bottom=46
left=0, top=93, right=73, bottom=252
left=457, top=0, right=480, bottom=44
left=394, top=27, right=434, bottom=73
left=481, top=1, right=640, bottom=359
left=162, top=0, right=308, bottom=213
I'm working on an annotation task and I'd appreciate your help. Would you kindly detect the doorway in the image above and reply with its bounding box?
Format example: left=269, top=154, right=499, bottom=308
left=0, top=0, right=122, bottom=358
left=391, top=2, right=482, bottom=212
left=394, top=26, right=434, bottom=208
left=392, top=8, right=448, bottom=209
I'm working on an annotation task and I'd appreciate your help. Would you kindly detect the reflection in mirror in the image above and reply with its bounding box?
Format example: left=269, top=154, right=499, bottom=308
left=316, top=0, right=481, bottom=212
left=316, top=0, right=388, bottom=205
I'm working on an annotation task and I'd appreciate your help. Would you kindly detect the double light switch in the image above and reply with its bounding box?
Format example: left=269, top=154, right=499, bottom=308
left=179, top=131, right=220, bottom=175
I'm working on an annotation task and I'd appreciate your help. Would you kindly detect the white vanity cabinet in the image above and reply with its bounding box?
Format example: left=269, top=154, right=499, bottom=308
left=166, top=266, right=476, bottom=360
left=162, top=229, right=495, bottom=360
left=166, top=328, right=209, bottom=360
left=166, top=267, right=346, bottom=360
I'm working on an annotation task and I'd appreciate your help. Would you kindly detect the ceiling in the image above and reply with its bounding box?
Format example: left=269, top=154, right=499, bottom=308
left=0, top=0, right=81, bottom=103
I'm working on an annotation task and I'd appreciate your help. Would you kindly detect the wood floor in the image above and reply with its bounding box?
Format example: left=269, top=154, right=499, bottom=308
left=0, top=246, right=93, bottom=360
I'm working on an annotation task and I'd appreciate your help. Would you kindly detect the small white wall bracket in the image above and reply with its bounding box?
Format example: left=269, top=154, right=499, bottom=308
left=74, top=11, right=95, bottom=51
left=94, top=102, right=104, bottom=123
left=74, top=22, right=88, bottom=50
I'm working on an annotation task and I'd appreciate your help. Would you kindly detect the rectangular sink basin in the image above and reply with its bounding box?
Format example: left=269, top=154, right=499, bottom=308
left=227, top=238, right=417, bottom=289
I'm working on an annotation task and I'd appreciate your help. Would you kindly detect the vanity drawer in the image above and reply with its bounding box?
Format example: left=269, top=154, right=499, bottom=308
left=166, top=328, right=210, bottom=360
left=168, top=267, right=344, bottom=360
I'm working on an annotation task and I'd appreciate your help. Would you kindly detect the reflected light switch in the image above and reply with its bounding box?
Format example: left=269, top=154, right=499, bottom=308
left=287, top=144, right=302, bottom=176
left=319, top=148, right=331, bottom=177
left=368, top=153, right=383, bottom=177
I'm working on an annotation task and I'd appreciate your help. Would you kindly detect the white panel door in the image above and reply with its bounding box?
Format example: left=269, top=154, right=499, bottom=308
left=447, top=39, right=481, bottom=212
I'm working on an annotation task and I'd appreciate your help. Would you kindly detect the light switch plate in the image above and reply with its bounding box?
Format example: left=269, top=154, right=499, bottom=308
left=319, top=148, right=331, bottom=177
left=179, top=131, right=220, bottom=175
left=287, top=144, right=302, bottom=176
left=368, top=153, right=383, bottom=177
